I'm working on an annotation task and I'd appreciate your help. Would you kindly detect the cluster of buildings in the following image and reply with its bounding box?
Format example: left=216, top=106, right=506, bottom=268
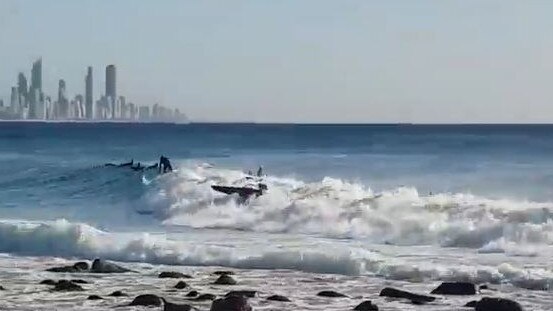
left=0, top=59, right=187, bottom=122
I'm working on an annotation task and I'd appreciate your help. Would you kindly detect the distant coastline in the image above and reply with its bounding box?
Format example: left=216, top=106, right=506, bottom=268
left=0, top=119, right=189, bottom=124
left=2, top=119, right=553, bottom=127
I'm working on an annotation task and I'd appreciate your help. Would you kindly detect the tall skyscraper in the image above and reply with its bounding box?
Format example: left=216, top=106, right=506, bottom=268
left=27, top=58, right=43, bottom=119
left=28, top=88, right=41, bottom=119
left=85, top=66, right=93, bottom=119
left=105, top=64, right=116, bottom=99
left=31, top=58, right=42, bottom=91
left=58, top=79, right=68, bottom=119
left=17, top=73, right=28, bottom=100
left=10, top=87, right=18, bottom=115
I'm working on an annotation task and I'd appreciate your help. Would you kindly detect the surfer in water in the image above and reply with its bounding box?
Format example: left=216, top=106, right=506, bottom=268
left=104, top=159, right=134, bottom=167
left=133, top=160, right=164, bottom=172
left=104, top=157, right=166, bottom=173
left=159, top=155, right=173, bottom=173
left=131, top=162, right=144, bottom=171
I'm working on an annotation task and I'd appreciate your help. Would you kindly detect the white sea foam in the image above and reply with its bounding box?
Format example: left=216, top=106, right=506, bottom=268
left=148, top=163, right=553, bottom=250
left=0, top=217, right=552, bottom=290
left=1, top=163, right=553, bottom=290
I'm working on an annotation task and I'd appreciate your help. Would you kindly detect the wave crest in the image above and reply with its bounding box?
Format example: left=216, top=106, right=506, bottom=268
left=148, top=164, right=553, bottom=250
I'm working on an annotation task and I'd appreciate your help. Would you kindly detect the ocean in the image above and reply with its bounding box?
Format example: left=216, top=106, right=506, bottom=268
left=0, top=122, right=552, bottom=310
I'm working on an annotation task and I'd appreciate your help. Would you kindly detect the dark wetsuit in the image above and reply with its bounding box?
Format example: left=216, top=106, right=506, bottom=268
left=131, top=163, right=144, bottom=171
left=118, top=160, right=134, bottom=167
left=145, top=163, right=159, bottom=170
left=105, top=159, right=133, bottom=167
left=158, top=156, right=173, bottom=174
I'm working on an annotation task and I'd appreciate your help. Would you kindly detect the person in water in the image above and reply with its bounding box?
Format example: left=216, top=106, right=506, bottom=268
left=118, top=159, right=134, bottom=167
left=105, top=157, right=170, bottom=173
left=158, top=155, right=173, bottom=173
left=146, top=163, right=159, bottom=170
left=130, top=162, right=159, bottom=172
left=131, top=162, right=144, bottom=171
left=105, top=159, right=133, bottom=167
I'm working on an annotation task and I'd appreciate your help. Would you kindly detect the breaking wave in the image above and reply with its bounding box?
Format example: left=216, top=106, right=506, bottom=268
left=0, top=218, right=552, bottom=290
left=145, top=163, right=553, bottom=250
left=1, top=162, right=553, bottom=290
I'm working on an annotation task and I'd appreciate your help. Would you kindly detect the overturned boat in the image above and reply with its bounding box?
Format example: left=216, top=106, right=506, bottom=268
left=211, top=183, right=268, bottom=199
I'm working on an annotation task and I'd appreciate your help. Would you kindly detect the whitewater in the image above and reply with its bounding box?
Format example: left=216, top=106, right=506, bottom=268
left=1, top=123, right=553, bottom=310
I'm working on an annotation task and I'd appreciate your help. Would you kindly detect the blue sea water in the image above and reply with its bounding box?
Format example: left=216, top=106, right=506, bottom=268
left=1, top=122, right=553, bottom=292
left=2, top=123, right=553, bottom=215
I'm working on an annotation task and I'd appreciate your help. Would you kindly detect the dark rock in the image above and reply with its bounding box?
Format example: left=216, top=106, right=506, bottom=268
left=71, top=279, right=89, bottom=284
left=210, top=295, right=252, bottom=311
left=40, top=279, right=57, bottom=286
left=53, top=280, right=84, bottom=292
left=87, top=295, right=103, bottom=300
left=379, top=287, right=435, bottom=303
left=354, top=300, right=379, bottom=311
left=108, top=290, right=128, bottom=297
left=196, top=293, right=217, bottom=301
left=91, top=258, right=131, bottom=273
left=465, top=300, right=478, bottom=308
left=214, top=270, right=235, bottom=275
left=225, top=290, right=256, bottom=298
left=161, top=298, right=193, bottom=311
left=0, top=286, right=4, bottom=290
left=267, top=295, right=291, bottom=302
left=129, top=294, right=163, bottom=306
left=475, top=297, right=523, bottom=311
left=46, top=266, right=77, bottom=273
left=45, top=261, right=88, bottom=273
left=214, top=274, right=237, bottom=285
left=317, top=290, right=347, bottom=298
left=479, top=285, right=489, bottom=290
left=431, top=282, right=476, bottom=295
left=73, top=262, right=89, bottom=271
left=159, top=271, right=192, bottom=279
left=174, top=281, right=188, bottom=289
left=186, top=290, right=199, bottom=297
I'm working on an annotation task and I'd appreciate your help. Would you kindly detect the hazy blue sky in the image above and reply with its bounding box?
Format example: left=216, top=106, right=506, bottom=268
left=1, top=0, right=553, bottom=123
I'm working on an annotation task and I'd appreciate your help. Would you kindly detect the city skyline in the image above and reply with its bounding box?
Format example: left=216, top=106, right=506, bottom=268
left=0, top=59, right=187, bottom=122
left=2, top=1, right=553, bottom=123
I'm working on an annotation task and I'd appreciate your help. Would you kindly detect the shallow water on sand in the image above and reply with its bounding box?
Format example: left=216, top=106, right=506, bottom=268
left=1, top=256, right=552, bottom=311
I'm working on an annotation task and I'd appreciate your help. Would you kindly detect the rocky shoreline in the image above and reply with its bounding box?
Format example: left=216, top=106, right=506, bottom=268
left=0, top=257, right=544, bottom=310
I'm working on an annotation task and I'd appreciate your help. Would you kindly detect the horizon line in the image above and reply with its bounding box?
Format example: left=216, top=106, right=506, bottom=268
left=3, top=120, right=553, bottom=126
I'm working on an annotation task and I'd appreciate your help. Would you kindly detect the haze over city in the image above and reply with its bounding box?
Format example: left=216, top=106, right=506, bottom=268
left=1, top=0, right=553, bottom=123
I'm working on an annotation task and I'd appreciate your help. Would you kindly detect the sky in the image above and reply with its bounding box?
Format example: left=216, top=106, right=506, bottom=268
left=1, top=0, right=553, bottom=123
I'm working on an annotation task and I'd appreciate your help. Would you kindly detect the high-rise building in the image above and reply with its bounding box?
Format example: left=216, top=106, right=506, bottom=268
left=58, top=79, right=68, bottom=119
left=96, top=96, right=108, bottom=119
left=74, top=95, right=84, bottom=119
left=44, top=96, right=53, bottom=120
left=129, top=102, right=137, bottom=120
left=85, top=66, right=93, bottom=119
left=32, top=88, right=45, bottom=120
left=17, top=73, right=28, bottom=100
left=31, top=58, right=42, bottom=91
left=152, top=103, right=159, bottom=120
left=28, top=88, right=41, bottom=119
left=105, top=64, right=116, bottom=99
left=118, top=96, right=126, bottom=119
left=10, top=87, right=18, bottom=116
left=139, top=105, right=150, bottom=120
